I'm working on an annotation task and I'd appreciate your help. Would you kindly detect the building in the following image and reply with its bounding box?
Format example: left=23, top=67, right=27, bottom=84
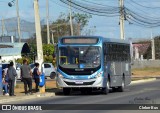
left=0, top=36, right=30, bottom=63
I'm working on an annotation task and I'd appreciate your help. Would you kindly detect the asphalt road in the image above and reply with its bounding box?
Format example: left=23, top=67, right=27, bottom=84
left=1, top=79, right=160, bottom=113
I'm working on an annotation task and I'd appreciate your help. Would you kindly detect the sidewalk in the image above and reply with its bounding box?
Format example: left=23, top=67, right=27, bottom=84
left=0, top=92, right=55, bottom=104
left=0, top=77, right=157, bottom=104
left=0, top=80, right=57, bottom=103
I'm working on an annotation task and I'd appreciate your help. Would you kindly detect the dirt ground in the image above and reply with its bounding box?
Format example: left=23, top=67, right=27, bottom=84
left=132, top=67, right=160, bottom=77
left=15, top=80, right=57, bottom=94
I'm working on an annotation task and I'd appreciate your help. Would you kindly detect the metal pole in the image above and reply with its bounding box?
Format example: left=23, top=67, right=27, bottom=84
left=151, top=29, right=155, bottom=60
left=46, top=0, right=50, bottom=44
left=69, top=0, right=74, bottom=36
left=0, top=56, right=2, bottom=95
left=16, top=0, right=21, bottom=42
left=119, top=0, right=125, bottom=40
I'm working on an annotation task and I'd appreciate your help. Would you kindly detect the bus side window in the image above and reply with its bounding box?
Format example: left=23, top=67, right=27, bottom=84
left=103, top=43, right=107, bottom=55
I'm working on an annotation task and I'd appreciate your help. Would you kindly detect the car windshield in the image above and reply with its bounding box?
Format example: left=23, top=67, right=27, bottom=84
left=29, top=64, right=35, bottom=69
left=59, top=46, right=101, bottom=68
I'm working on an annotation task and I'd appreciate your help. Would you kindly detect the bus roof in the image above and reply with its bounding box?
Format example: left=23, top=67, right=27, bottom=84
left=102, top=37, right=130, bottom=44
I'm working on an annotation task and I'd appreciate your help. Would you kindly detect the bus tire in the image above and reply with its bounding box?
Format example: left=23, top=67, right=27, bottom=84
left=118, top=78, right=125, bottom=92
left=102, top=79, right=110, bottom=94
left=63, top=88, right=71, bottom=95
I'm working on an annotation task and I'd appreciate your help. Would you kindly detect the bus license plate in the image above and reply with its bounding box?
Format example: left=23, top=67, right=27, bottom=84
left=75, top=81, right=83, bottom=84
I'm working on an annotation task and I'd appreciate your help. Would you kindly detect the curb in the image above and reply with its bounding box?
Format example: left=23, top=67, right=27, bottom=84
left=0, top=93, right=55, bottom=104
left=131, top=78, right=157, bottom=85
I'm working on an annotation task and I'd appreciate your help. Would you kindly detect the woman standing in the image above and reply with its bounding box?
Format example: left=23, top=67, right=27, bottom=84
left=33, top=63, right=41, bottom=92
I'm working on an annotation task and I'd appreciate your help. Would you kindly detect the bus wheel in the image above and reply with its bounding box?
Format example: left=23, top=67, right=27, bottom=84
left=63, top=88, right=71, bottom=95
left=112, top=87, right=117, bottom=92
left=118, top=79, right=125, bottom=92
left=102, top=79, right=110, bottom=94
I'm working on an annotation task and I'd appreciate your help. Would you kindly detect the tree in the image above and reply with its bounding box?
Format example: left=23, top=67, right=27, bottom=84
left=40, top=12, right=92, bottom=44
left=71, top=12, right=92, bottom=35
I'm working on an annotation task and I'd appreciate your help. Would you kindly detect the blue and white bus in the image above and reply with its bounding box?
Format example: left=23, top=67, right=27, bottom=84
left=56, top=36, right=131, bottom=95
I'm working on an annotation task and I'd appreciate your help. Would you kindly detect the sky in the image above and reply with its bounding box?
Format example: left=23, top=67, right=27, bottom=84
left=0, top=0, right=160, bottom=40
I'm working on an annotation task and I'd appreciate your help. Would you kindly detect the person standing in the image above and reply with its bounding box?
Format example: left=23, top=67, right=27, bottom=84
left=8, top=62, right=17, bottom=96
left=2, top=70, right=9, bottom=96
left=21, top=59, right=33, bottom=95
left=33, top=63, right=41, bottom=92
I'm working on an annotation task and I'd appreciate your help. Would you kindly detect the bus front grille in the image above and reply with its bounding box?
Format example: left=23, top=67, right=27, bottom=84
left=64, top=81, right=95, bottom=85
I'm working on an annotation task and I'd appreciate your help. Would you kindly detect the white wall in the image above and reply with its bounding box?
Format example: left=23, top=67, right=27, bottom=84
left=1, top=55, right=21, bottom=63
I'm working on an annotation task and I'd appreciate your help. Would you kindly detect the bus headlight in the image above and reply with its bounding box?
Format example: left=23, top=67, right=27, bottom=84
left=95, top=71, right=103, bottom=78
left=57, top=72, right=64, bottom=78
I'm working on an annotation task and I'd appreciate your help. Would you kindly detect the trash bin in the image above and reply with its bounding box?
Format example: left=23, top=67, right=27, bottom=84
left=0, top=56, right=2, bottom=95
left=39, top=73, right=45, bottom=87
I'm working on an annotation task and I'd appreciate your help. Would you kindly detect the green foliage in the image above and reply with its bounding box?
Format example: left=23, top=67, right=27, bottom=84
left=21, top=44, right=55, bottom=64
left=43, top=44, right=54, bottom=56
left=16, top=57, right=31, bottom=64
left=44, top=55, right=53, bottom=63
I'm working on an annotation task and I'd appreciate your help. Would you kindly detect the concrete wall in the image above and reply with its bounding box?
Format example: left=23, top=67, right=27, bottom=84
left=132, top=60, right=160, bottom=69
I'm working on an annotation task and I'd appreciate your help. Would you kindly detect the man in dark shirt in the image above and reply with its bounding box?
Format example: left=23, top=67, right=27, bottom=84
left=7, top=62, right=17, bottom=96
left=21, top=59, right=33, bottom=95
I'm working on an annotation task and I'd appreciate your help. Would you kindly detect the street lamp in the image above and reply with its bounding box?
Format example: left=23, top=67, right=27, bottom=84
left=8, top=0, right=15, bottom=7
left=8, top=0, right=21, bottom=42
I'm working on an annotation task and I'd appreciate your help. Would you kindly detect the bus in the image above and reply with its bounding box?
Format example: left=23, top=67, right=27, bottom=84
left=56, top=36, right=131, bottom=95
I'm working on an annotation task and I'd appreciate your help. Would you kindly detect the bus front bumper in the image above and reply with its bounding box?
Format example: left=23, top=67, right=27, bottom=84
left=56, top=76, right=104, bottom=88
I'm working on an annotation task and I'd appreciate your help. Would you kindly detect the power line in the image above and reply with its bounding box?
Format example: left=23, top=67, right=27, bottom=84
left=129, top=0, right=160, bottom=9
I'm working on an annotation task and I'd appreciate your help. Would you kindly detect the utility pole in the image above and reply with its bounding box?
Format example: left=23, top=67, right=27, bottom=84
left=151, top=29, right=155, bottom=60
left=51, top=31, right=54, bottom=44
left=119, top=0, right=125, bottom=40
left=0, top=56, right=2, bottom=95
left=34, top=0, right=45, bottom=93
left=69, top=0, right=74, bottom=36
left=16, top=0, right=21, bottom=42
left=46, top=0, right=50, bottom=44
left=1, top=18, right=5, bottom=36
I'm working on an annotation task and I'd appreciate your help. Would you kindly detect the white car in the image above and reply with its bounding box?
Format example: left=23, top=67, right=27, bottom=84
left=29, top=63, right=56, bottom=79
left=2, top=63, right=21, bottom=79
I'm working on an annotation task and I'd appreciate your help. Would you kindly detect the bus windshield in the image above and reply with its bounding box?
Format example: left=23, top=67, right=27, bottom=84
left=59, top=46, right=101, bottom=69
